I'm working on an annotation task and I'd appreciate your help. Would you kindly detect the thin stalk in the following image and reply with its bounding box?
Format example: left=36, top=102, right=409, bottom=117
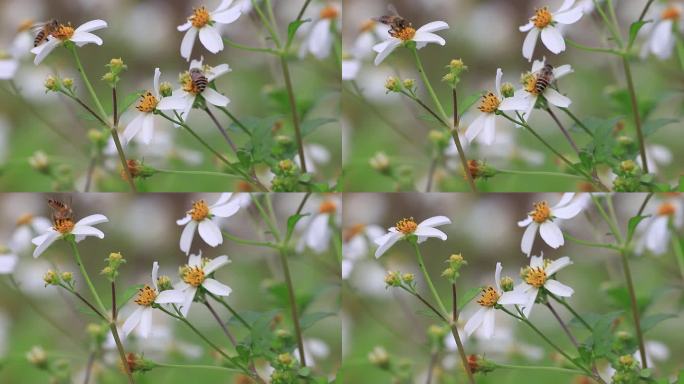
left=593, top=0, right=623, bottom=48
left=620, top=250, right=648, bottom=368
left=565, top=38, right=621, bottom=55
left=564, top=233, right=622, bottom=251
left=153, top=362, right=243, bottom=372
left=216, top=106, right=251, bottom=136
left=207, top=292, right=252, bottom=330
left=546, top=302, right=579, bottom=348
left=111, top=282, right=117, bottom=321
left=66, top=287, right=107, bottom=321
left=63, top=93, right=108, bottom=127
left=68, top=45, right=107, bottom=118
left=284, top=192, right=312, bottom=245
left=621, top=57, right=649, bottom=173
left=606, top=196, right=624, bottom=240
left=425, top=155, right=439, bottom=192
left=412, top=242, right=448, bottom=315
left=452, top=284, right=476, bottom=384
left=83, top=351, right=96, bottom=384
left=279, top=56, right=307, bottom=173
left=498, top=169, right=585, bottom=181
left=546, top=108, right=580, bottom=155
left=494, top=363, right=586, bottom=375
left=452, top=89, right=477, bottom=192
left=671, top=231, right=684, bottom=281
left=68, top=240, right=106, bottom=313
left=426, top=350, right=439, bottom=384
left=205, top=107, right=237, bottom=154
left=279, top=250, right=306, bottom=367
left=399, top=91, right=449, bottom=127
left=109, top=324, right=135, bottom=384
left=637, top=0, right=656, bottom=24
left=221, top=231, right=280, bottom=249
left=84, top=153, right=98, bottom=192
left=223, top=38, right=279, bottom=55
left=204, top=300, right=237, bottom=347
left=590, top=195, right=624, bottom=243
left=406, top=289, right=448, bottom=323
left=288, top=0, right=313, bottom=49
left=252, top=0, right=281, bottom=48
left=410, top=47, right=449, bottom=120
left=113, top=87, right=137, bottom=191
left=156, top=169, right=242, bottom=179
left=549, top=294, right=593, bottom=332
left=252, top=196, right=281, bottom=242
left=264, top=0, right=279, bottom=33
left=606, top=0, right=622, bottom=43
left=559, top=107, right=594, bottom=138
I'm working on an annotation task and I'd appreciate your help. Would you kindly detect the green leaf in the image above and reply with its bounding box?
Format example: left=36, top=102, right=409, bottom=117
left=119, top=90, right=145, bottom=115
left=300, top=311, right=336, bottom=330
left=640, top=313, right=676, bottom=333
left=286, top=213, right=309, bottom=240
left=301, top=118, right=337, bottom=137
left=676, top=34, right=684, bottom=71
left=457, top=286, right=482, bottom=313
left=118, top=284, right=144, bottom=310
left=246, top=117, right=277, bottom=162
left=626, top=215, right=649, bottom=243
left=642, top=118, right=679, bottom=137
left=589, top=311, right=623, bottom=358
left=628, top=21, right=649, bottom=47
left=457, top=92, right=483, bottom=117
left=287, top=19, right=311, bottom=45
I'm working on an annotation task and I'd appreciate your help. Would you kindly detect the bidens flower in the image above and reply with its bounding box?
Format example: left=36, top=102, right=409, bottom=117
left=518, top=193, right=584, bottom=256
left=374, top=216, right=451, bottom=258
left=519, top=0, right=583, bottom=61
left=465, top=69, right=529, bottom=145
left=10, top=213, right=51, bottom=253
left=177, top=193, right=241, bottom=254
left=464, top=263, right=527, bottom=339
left=343, top=224, right=385, bottom=279
left=31, top=212, right=108, bottom=258
left=30, top=20, right=108, bottom=65
left=641, top=4, right=684, bottom=60
left=122, top=262, right=185, bottom=338
left=177, top=253, right=232, bottom=317
left=636, top=197, right=683, bottom=255
left=373, top=20, right=449, bottom=66
left=516, top=255, right=574, bottom=318
left=299, top=3, right=341, bottom=60
left=509, top=58, right=573, bottom=120
left=0, top=51, right=19, bottom=80
left=178, top=0, right=242, bottom=60
left=123, top=68, right=187, bottom=145
left=297, top=197, right=340, bottom=254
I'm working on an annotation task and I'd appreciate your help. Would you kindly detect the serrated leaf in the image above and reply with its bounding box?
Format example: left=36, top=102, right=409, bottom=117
left=628, top=21, right=648, bottom=47
left=641, top=313, right=676, bottom=333
left=301, top=118, right=336, bottom=137
left=642, top=118, right=678, bottom=137
left=287, top=19, right=311, bottom=45
left=286, top=213, right=309, bottom=240
left=300, top=311, right=336, bottom=330
left=627, top=215, right=649, bottom=243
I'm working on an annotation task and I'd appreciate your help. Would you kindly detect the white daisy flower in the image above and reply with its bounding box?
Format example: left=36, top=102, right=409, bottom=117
left=352, top=20, right=390, bottom=60
left=122, top=68, right=187, bottom=145
left=31, top=213, right=108, bottom=258
left=30, top=19, right=108, bottom=65
left=342, top=224, right=385, bottom=279
left=635, top=197, right=683, bottom=255
left=177, top=193, right=241, bottom=254
left=162, top=57, right=231, bottom=122
left=0, top=51, right=19, bottom=80
left=464, top=263, right=528, bottom=339
left=465, top=68, right=529, bottom=145
left=640, top=4, right=683, bottom=60
left=518, top=193, right=584, bottom=256
left=296, top=197, right=341, bottom=254
left=177, top=0, right=242, bottom=61
left=298, top=3, right=341, bottom=60
left=10, top=213, right=51, bottom=253
left=176, top=252, right=232, bottom=317
left=0, top=246, right=18, bottom=275
left=374, top=216, right=451, bottom=258
left=373, top=20, right=449, bottom=66
left=122, top=262, right=185, bottom=338
left=508, top=58, right=574, bottom=121
left=519, top=0, right=583, bottom=61
left=516, top=254, right=574, bottom=318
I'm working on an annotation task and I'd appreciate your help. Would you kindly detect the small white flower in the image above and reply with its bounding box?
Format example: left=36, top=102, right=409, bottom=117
left=516, top=254, right=574, bottom=318
left=122, top=262, right=185, bottom=338
left=640, top=4, right=683, bottom=60
left=10, top=20, right=35, bottom=59
left=123, top=68, right=187, bottom=145
left=0, top=52, right=19, bottom=80
left=352, top=20, right=390, bottom=60
left=176, top=252, right=233, bottom=317
left=10, top=213, right=51, bottom=253
left=31, top=213, right=109, bottom=258
left=342, top=224, right=385, bottom=279
left=374, top=216, right=451, bottom=258
left=294, top=338, right=330, bottom=367
left=294, top=144, right=331, bottom=174
left=519, top=0, right=583, bottom=61
left=342, top=58, right=361, bottom=81
left=298, top=3, right=341, bottom=60
left=162, top=57, right=231, bottom=122
left=508, top=58, right=574, bottom=121
left=30, top=19, right=108, bottom=65
left=464, top=263, right=528, bottom=339
left=637, top=144, right=673, bottom=174
left=635, top=197, right=683, bottom=255
left=0, top=247, right=18, bottom=275
left=177, top=0, right=242, bottom=61
left=177, top=193, right=241, bottom=254
left=296, top=197, right=341, bottom=254
left=518, top=193, right=584, bottom=256
left=465, top=68, right=529, bottom=145
left=373, top=20, right=449, bottom=66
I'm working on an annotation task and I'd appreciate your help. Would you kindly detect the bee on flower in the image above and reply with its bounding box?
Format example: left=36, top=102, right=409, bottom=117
left=518, top=193, right=585, bottom=256
left=635, top=195, right=683, bottom=255
left=298, top=2, right=341, bottom=60
left=640, top=3, right=684, bottom=60
left=506, top=58, right=573, bottom=121
left=515, top=254, right=574, bottom=318
left=177, top=193, right=241, bottom=254
left=178, top=0, right=243, bottom=61
left=176, top=252, right=233, bottom=317
left=296, top=196, right=341, bottom=254
left=519, top=0, right=584, bottom=61
left=374, top=216, right=451, bottom=258
left=372, top=17, right=449, bottom=66
left=30, top=20, right=108, bottom=65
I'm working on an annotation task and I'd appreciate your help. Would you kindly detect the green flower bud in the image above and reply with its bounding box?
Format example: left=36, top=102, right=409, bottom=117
left=368, top=346, right=390, bottom=370
left=159, top=82, right=173, bottom=97
left=43, top=270, right=60, bottom=286
left=384, top=76, right=402, bottom=93
left=60, top=271, right=73, bottom=283
left=501, top=82, right=515, bottom=98
left=500, top=276, right=514, bottom=292
left=26, top=346, right=48, bottom=369
left=44, top=76, right=60, bottom=92
left=369, top=152, right=391, bottom=174
left=157, top=275, right=172, bottom=291
left=384, top=271, right=402, bottom=287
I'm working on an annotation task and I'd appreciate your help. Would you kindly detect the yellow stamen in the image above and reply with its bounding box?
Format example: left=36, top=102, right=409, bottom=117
left=134, top=285, right=158, bottom=306
left=136, top=91, right=159, bottom=113
left=53, top=24, right=74, bottom=41
left=53, top=218, right=75, bottom=234
left=16, top=213, right=34, bottom=226
left=394, top=27, right=416, bottom=42
left=532, top=7, right=553, bottom=29
left=658, top=202, right=676, bottom=217
left=181, top=73, right=203, bottom=95
left=190, top=6, right=211, bottom=28
left=188, top=200, right=210, bottom=221
left=395, top=217, right=417, bottom=234
left=320, top=5, right=339, bottom=20
left=477, top=286, right=500, bottom=307
left=319, top=200, right=337, bottom=214
left=478, top=92, right=501, bottom=113
left=661, top=6, right=681, bottom=21
left=525, top=267, right=547, bottom=288
left=522, top=73, right=538, bottom=94
left=182, top=266, right=205, bottom=287
left=529, top=201, right=551, bottom=223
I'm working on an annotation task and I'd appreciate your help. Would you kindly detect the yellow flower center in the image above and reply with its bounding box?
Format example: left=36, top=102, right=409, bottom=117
left=190, top=6, right=212, bottom=28
left=182, top=266, right=205, bottom=287
left=522, top=73, right=538, bottom=94
left=658, top=202, right=676, bottom=217
left=134, top=285, right=158, bottom=306
left=344, top=223, right=366, bottom=242
left=661, top=6, right=681, bottom=20
left=532, top=7, right=553, bottom=29
left=395, top=217, right=417, bottom=234
left=319, top=200, right=337, bottom=214
left=320, top=5, right=339, bottom=20
left=394, top=26, right=416, bottom=41
left=189, top=200, right=210, bottom=221
left=53, top=218, right=75, bottom=234
left=477, top=286, right=500, bottom=307
left=529, top=201, right=551, bottom=223
left=360, top=19, right=376, bottom=33
left=53, top=24, right=75, bottom=41
left=181, top=74, right=203, bottom=95
left=16, top=213, right=34, bottom=226
left=478, top=92, right=501, bottom=113
left=525, top=267, right=547, bottom=288
left=136, top=91, right=159, bottom=113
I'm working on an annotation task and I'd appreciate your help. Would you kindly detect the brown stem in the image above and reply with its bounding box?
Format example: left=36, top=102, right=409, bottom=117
left=279, top=56, right=307, bottom=173
left=451, top=284, right=476, bottom=384
left=425, top=156, right=439, bottom=192
left=452, top=89, right=477, bottom=192
left=205, top=107, right=238, bottom=154
left=279, top=250, right=306, bottom=366
left=620, top=251, right=648, bottom=368
left=412, top=291, right=448, bottom=323
left=546, top=108, right=580, bottom=155
left=111, top=282, right=117, bottom=320
left=83, top=351, right=96, bottom=384
left=204, top=300, right=237, bottom=347
left=426, top=350, right=439, bottom=384
left=546, top=302, right=578, bottom=347
left=70, top=289, right=107, bottom=321
left=621, top=57, right=649, bottom=173
left=112, top=88, right=137, bottom=191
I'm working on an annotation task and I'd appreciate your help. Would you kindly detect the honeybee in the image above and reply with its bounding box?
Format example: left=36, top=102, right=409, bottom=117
left=534, top=64, right=555, bottom=94
left=33, top=19, right=60, bottom=47
left=47, top=198, right=73, bottom=224
left=374, top=5, right=412, bottom=38
left=189, top=68, right=208, bottom=94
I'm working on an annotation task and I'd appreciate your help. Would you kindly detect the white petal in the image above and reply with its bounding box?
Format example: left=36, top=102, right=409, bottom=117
left=179, top=287, right=197, bottom=317
left=70, top=225, right=105, bottom=239
left=544, top=88, right=572, bottom=108
left=521, top=222, right=538, bottom=256
left=480, top=308, right=496, bottom=339
left=519, top=21, right=534, bottom=32
left=374, top=232, right=402, bottom=258
left=199, top=26, right=224, bottom=54
left=75, top=20, right=108, bottom=33
left=207, top=64, right=231, bottom=82
left=480, top=114, right=497, bottom=145
left=306, top=214, right=332, bottom=253
left=188, top=252, right=203, bottom=267
left=554, top=8, right=583, bottom=24
left=155, top=289, right=186, bottom=304
left=522, top=29, right=540, bottom=61
left=0, top=255, right=18, bottom=274
left=32, top=39, right=60, bottom=65
left=539, top=222, right=564, bottom=248
left=178, top=21, right=192, bottom=32
left=552, top=64, right=573, bottom=79
left=540, top=26, right=566, bottom=54
left=412, top=32, right=446, bottom=46
left=555, top=192, right=575, bottom=207
left=123, top=113, right=146, bottom=144
left=180, top=28, right=198, bottom=61
left=464, top=307, right=487, bottom=338
left=179, top=221, right=198, bottom=254
left=211, top=200, right=240, bottom=217
left=495, top=68, right=503, bottom=96
left=499, top=95, right=531, bottom=111
left=153, top=68, right=161, bottom=96
left=553, top=200, right=583, bottom=219
left=202, top=88, right=230, bottom=107
left=373, top=39, right=401, bottom=66
left=413, top=226, right=448, bottom=240
left=530, top=255, right=544, bottom=268
left=557, top=0, right=576, bottom=13
left=70, top=32, right=103, bottom=46
left=498, top=290, right=529, bottom=305
left=494, top=262, right=503, bottom=291
left=151, top=261, right=159, bottom=289
left=204, top=255, right=231, bottom=275
left=202, top=278, right=232, bottom=296
left=650, top=20, right=675, bottom=59
left=212, top=8, right=242, bottom=24
left=157, top=95, right=189, bottom=111
left=545, top=256, right=573, bottom=276
left=198, top=220, right=223, bottom=247
left=212, top=193, right=233, bottom=206
left=417, top=216, right=451, bottom=228
left=139, top=308, right=153, bottom=338
left=416, top=21, right=449, bottom=33
left=32, top=231, right=60, bottom=258
left=177, top=215, right=192, bottom=226
left=139, top=113, right=156, bottom=145
left=308, top=20, right=333, bottom=59
left=0, top=59, right=19, bottom=79
left=122, top=307, right=143, bottom=337
left=522, top=289, right=538, bottom=318
left=214, top=0, right=235, bottom=13
left=544, top=279, right=574, bottom=297
left=75, top=214, right=109, bottom=227
left=465, top=113, right=487, bottom=143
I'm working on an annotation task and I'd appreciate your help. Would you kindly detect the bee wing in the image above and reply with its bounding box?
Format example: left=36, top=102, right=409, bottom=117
left=386, top=4, right=400, bottom=16
left=30, top=22, right=48, bottom=34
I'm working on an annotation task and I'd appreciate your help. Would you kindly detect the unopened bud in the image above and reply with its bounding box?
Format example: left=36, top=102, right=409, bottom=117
left=500, top=276, right=514, bottom=292
left=368, top=346, right=390, bottom=369
left=60, top=271, right=73, bottom=283
left=384, top=271, right=402, bottom=287
left=619, top=160, right=637, bottom=173
left=157, top=275, right=172, bottom=291
left=449, top=59, right=466, bottom=71
left=26, top=346, right=48, bottom=368
left=369, top=152, right=391, bottom=174
left=159, top=82, right=173, bottom=97
left=467, top=354, right=496, bottom=374
left=501, top=82, right=515, bottom=98
left=62, top=78, right=74, bottom=89
left=44, top=76, right=59, bottom=92
left=278, top=159, right=295, bottom=173
left=123, top=352, right=155, bottom=373
left=101, top=72, right=115, bottom=83
left=401, top=273, right=414, bottom=284
left=402, top=78, right=415, bottom=89
left=384, top=76, right=401, bottom=92
left=277, top=353, right=294, bottom=368
left=43, top=270, right=59, bottom=286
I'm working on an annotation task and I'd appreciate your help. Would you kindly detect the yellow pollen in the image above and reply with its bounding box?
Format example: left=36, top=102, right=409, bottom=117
left=183, top=266, right=205, bottom=287
left=53, top=218, right=75, bottom=234
left=360, top=19, right=376, bottom=33
left=189, top=200, right=210, bottom=221
left=529, top=201, right=551, bottom=223
left=182, top=75, right=202, bottom=95
left=478, top=92, right=501, bottom=113
left=525, top=267, right=547, bottom=288
left=320, top=5, right=339, bottom=20
left=136, top=91, right=159, bottom=113
left=658, top=202, right=676, bottom=217
left=532, top=7, right=553, bottom=29
left=53, top=24, right=75, bottom=41
left=395, top=217, right=417, bottom=234
left=395, top=26, right=416, bottom=41
left=190, top=6, right=211, bottom=28
left=477, top=286, right=500, bottom=307
left=134, top=285, right=158, bottom=306
left=523, top=73, right=538, bottom=94
left=319, top=200, right=337, bottom=214
left=16, top=213, right=34, bottom=226
left=661, top=6, right=681, bottom=20
left=344, top=223, right=366, bottom=242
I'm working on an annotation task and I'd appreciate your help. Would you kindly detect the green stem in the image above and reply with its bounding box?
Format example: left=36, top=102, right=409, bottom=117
left=264, top=0, right=279, bottom=34
left=207, top=292, right=252, bottom=330
left=564, top=233, right=622, bottom=251
left=594, top=0, right=623, bottom=48
left=606, top=196, right=624, bottom=240
left=252, top=195, right=282, bottom=242
left=621, top=57, right=649, bottom=174
left=278, top=55, right=307, bottom=173
left=252, top=0, right=281, bottom=48
left=68, top=44, right=107, bottom=118
left=222, top=38, right=279, bottom=55
left=497, top=169, right=586, bottom=181
left=109, top=324, right=136, bottom=384
left=620, top=251, right=647, bottom=368
left=411, top=242, right=448, bottom=315
left=590, top=195, right=624, bottom=243
left=452, top=88, right=477, bottom=192
left=494, top=363, right=586, bottom=375
left=565, top=38, right=622, bottom=55
left=112, top=87, right=137, bottom=192
left=671, top=231, right=684, bottom=282
left=279, top=249, right=307, bottom=367
left=221, top=231, right=280, bottom=249
left=68, top=239, right=106, bottom=313
left=155, top=169, right=242, bottom=179
left=153, top=362, right=242, bottom=372
left=549, top=294, right=593, bottom=332
left=410, top=47, right=448, bottom=121
left=452, top=284, right=476, bottom=384
left=559, top=107, right=594, bottom=138
left=216, top=106, right=251, bottom=136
